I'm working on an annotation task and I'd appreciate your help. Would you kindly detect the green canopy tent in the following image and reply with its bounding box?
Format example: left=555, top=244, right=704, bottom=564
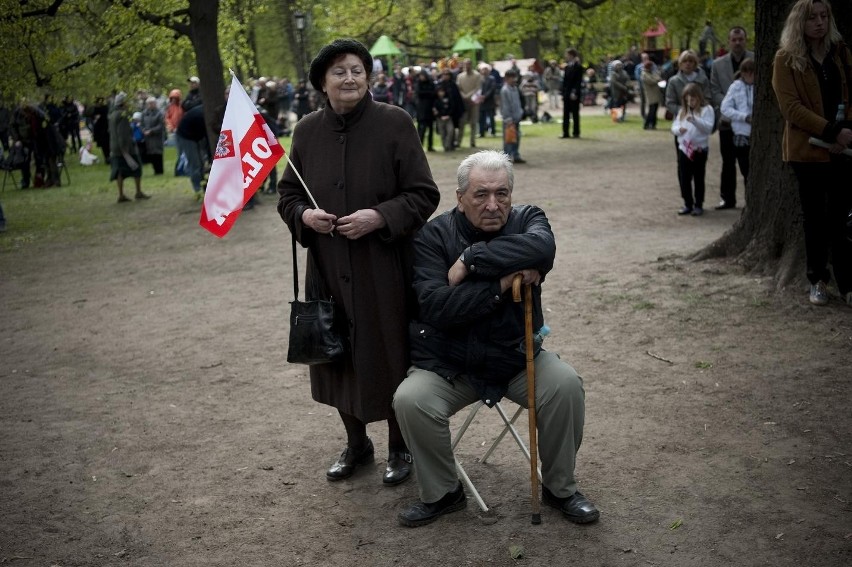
left=451, top=34, right=484, bottom=53
left=369, top=35, right=402, bottom=57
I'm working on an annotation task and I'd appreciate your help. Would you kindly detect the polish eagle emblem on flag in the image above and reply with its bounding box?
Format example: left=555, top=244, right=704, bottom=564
left=214, top=130, right=236, bottom=159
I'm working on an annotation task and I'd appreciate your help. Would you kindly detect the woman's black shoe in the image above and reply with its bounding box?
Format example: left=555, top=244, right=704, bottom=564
left=326, top=438, right=374, bottom=481
left=398, top=481, right=466, bottom=527
left=383, top=451, right=413, bottom=485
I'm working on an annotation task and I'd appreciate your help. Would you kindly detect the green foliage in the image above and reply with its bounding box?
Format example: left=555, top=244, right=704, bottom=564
left=0, top=0, right=262, bottom=103
left=288, top=0, right=753, bottom=68
left=0, top=0, right=753, bottom=105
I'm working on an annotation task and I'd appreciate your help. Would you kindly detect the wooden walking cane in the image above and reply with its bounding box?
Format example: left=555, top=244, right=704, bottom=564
left=513, top=274, right=541, bottom=525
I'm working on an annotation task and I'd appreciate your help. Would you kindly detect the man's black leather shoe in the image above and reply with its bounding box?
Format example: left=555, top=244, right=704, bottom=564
left=542, top=486, right=600, bottom=524
left=714, top=201, right=736, bottom=210
left=398, top=482, right=466, bottom=527
left=326, top=438, right=374, bottom=481
left=383, top=451, right=413, bottom=485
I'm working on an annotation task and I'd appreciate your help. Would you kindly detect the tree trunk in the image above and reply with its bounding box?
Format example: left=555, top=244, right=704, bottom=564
left=188, top=0, right=226, bottom=156
left=693, top=0, right=852, bottom=292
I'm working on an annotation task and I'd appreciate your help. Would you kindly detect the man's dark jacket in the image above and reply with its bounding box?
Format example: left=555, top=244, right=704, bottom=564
left=562, top=62, right=584, bottom=100
left=410, top=205, right=555, bottom=405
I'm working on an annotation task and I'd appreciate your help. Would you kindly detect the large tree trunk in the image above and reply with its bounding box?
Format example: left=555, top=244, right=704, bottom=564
left=693, top=0, right=852, bottom=291
left=188, top=0, right=226, bottom=155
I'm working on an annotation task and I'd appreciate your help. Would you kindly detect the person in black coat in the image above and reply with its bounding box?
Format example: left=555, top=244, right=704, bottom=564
left=175, top=104, right=207, bottom=199
left=437, top=69, right=464, bottom=147
left=90, top=97, right=111, bottom=162
left=414, top=69, right=436, bottom=151
left=477, top=64, right=498, bottom=137
left=293, top=79, right=312, bottom=121
left=60, top=96, right=81, bottom=153
left=561, top=48, right=584, bottom=138
left=182, top=76, right=202, bottom=111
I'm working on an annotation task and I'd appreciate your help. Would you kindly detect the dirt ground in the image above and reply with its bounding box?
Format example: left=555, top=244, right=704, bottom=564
left=1, top=105, right=850, bottom=567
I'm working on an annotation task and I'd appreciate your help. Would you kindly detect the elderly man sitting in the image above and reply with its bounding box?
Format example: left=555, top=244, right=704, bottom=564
left=393, top=150, right=599, bottom=527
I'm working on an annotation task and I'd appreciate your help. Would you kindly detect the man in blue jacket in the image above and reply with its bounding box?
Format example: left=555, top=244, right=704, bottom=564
left=393, top=150, right=598, bottom=527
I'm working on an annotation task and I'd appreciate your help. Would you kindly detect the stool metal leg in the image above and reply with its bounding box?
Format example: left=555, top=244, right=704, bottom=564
left=455, top=460, right=488, bottom=512
left=451, top=399, right=543, bottom=512
left=58, top=162, right=70, bottom=185
left=483, top=403, right=542, bottom=482
left=2, top=168, right=15, bottom=192
left=452, top=400, right=489, bottom=511
left=451, top=400, right=484, bottom=451
left=481, top=404, right=524, bottom=462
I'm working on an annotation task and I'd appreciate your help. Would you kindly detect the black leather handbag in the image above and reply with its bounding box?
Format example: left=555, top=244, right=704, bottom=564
left=287, top=235, right=345, bottom=365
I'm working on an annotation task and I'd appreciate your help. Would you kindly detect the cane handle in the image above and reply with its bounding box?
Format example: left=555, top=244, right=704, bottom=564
left=512, top=273, right=522, bottom=302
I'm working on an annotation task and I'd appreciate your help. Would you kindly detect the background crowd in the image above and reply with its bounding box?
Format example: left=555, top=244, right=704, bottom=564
left=0, top=20, right=780, bottom=242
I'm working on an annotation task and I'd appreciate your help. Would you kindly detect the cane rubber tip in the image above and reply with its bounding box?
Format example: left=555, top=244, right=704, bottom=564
left=531, top=513, right=542, bottom=525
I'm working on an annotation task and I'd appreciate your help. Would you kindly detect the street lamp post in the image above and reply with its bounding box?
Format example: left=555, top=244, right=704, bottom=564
left=294, top=11, right=306, bottom=81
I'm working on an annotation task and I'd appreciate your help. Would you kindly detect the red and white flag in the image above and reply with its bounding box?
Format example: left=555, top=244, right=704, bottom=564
left=199, top=74, right=284, bottom=238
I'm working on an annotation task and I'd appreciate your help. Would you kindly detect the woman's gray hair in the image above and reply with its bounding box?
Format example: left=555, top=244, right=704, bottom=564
left=456, top=150, right=514, bottom=194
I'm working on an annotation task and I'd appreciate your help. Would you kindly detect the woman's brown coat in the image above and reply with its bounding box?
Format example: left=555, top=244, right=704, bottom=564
left=279, top=94, right=440, bottom=423
left=772, top=43, right=851, bottom=163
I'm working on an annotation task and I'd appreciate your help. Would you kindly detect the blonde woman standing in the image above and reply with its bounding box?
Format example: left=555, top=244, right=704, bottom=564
left=772, top=0, right=852, bottom=306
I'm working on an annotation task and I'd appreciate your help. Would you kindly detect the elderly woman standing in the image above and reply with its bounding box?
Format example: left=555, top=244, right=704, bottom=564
left=278, top=39, right=441, bottom=486
left=772, top=0, right=852, bottom=307
left=665, top=50, right=712, bottom=121
left=608, top=60, right=632, bottom=122
left=141, top=97, right=165, bottom=175
left=108, top=92, right=149, bottom=203
left=665, top=50, right=713, bottom=185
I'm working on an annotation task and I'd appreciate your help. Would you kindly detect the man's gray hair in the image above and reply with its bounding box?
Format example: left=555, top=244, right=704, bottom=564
left=456, top=150, right=514, bottom=194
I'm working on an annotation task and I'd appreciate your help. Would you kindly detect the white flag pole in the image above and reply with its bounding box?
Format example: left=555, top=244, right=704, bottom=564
left=285, top=154, right=320, bottom=210
left=283, top=146, right=332, bottom=236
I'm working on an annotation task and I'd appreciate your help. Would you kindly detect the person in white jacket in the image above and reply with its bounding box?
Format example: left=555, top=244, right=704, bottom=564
left=720, top=58, right=755, bottom=193
left=671, top=83, right=715, bottom=216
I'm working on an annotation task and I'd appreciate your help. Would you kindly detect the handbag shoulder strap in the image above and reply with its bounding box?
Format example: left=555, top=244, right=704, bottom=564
left=291, top=233, right=300, bottom=300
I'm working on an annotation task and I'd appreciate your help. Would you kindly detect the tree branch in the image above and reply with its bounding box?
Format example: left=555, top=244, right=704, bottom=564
left=116, top=0, right=192, bottom=36
left=362, top=1, right=397, bottom=39
left=1, top=0, right=64, bottom=22
left=26, top=40, right=46, bottom=88
left=501, top=0, right=607, bottom=11
left=52, top=33, right=134, bottom=78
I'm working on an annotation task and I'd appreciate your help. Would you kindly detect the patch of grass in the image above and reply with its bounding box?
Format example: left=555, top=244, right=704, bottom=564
left=695, top=361, right=713, bottom=369
left=633, top=300, right=656, bottom=310
left=0, top=145, right=201, bottom=252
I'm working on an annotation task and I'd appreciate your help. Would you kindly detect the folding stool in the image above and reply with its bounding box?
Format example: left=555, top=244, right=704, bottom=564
left=1, top=166, right=16, bottom=192
left=451, top=400, right=542, bottom=512
left=57, top=160, right=71, bottom=185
